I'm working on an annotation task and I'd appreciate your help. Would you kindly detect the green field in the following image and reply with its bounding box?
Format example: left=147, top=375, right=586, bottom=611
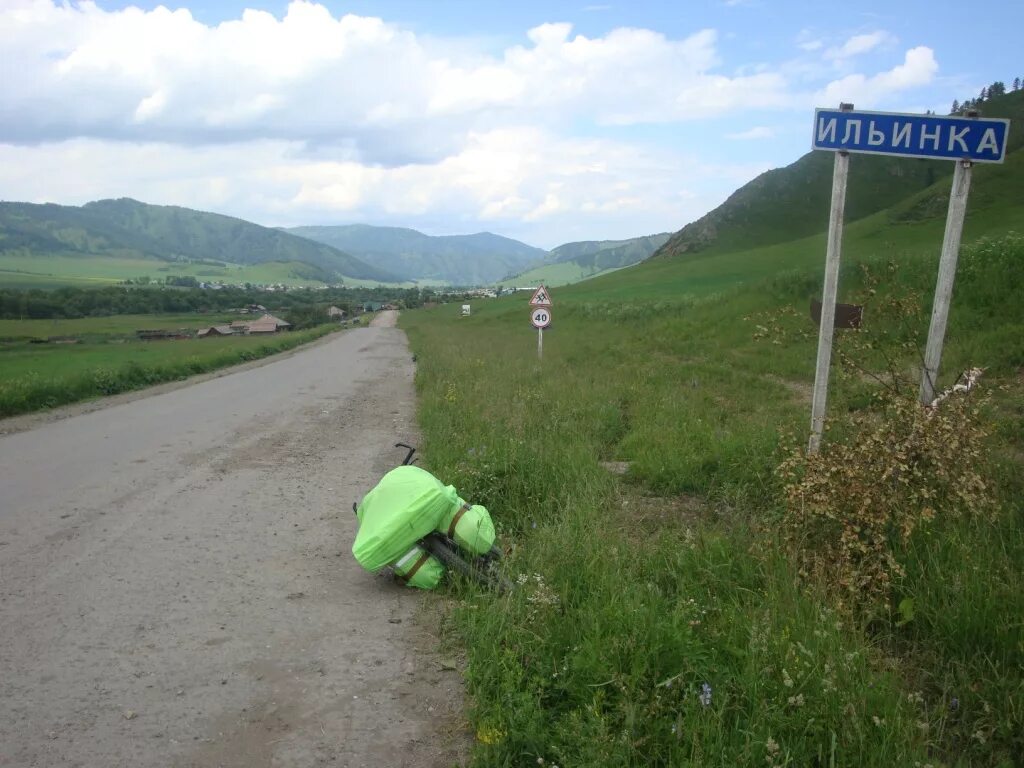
left=0, top=318, right=342, bottom=417
left=400, top=137, right=1024, bottom=767
left=404, top=234, right=1023, bottom=767
left=0, top=313, right=237, bottom=340
left=0, top=253, right=384, bottom=289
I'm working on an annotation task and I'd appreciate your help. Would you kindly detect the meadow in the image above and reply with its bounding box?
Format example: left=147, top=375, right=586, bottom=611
left=0, top=253, right=341, bottom=288
left=0, top=317, right=341, bottom=417
left=401, top=230, right=1023, bottom=766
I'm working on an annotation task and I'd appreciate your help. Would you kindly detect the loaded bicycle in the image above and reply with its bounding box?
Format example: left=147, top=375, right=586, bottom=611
left=352, top=443, right=510, bottom=591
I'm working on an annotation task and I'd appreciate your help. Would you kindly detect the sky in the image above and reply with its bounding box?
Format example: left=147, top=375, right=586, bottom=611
left=1, top=0, right=1021, bottom=249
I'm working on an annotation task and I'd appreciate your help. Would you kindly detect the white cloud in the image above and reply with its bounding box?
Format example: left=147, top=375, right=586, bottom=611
left=825, top=31, right=894, bottom=62
left=818, top=46, right=938, bottom=107
left=0, top=130, right=769, bottom=247
left=0, top=2, right=947, bottom=246
left=0, top=0, right=793, bottom=160
left=727, top=126, right=775, bottom=140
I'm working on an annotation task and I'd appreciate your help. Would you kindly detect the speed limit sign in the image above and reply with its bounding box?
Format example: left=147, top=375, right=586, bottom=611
left=530, top=307, right=552, bottom=329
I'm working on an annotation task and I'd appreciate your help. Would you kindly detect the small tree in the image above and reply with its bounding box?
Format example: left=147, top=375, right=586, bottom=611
left=950, top=99, right=960, bottom=114
left=1013, top=76, right=1021, bottom=91
left=988, top=80, right=1006, bottom=98
left=979, top=86, right=988, bottom=101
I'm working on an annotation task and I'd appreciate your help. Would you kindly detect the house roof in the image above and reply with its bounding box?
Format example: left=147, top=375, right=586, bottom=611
left=258, top=313, right=291, bottom=327
left=247, top=320, right=279, bottom=333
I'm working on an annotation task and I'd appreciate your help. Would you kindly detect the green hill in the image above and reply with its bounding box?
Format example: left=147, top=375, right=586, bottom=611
left=285, top=223, right=547, bottom=285
left=500, top=233, right=671, bottom=287
left=398, top=91, right=1024, bottom=768
left=0, top=198, right=400, bottom=285
left=655, top=89, right=1024, bottom=261
left=568, top=145, right=1024, bottom=304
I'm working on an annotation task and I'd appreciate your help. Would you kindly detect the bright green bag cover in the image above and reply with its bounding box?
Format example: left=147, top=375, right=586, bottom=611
left=438, top=503, right=495, bottom=556
left=390, top=544, right=444, bottom=590
left=352, top=465, right=461, bottom=571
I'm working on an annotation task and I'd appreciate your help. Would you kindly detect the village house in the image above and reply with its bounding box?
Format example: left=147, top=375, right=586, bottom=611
left=196, top=325, right=233, bottom=338
left=220, top=313, right=292, bottom=336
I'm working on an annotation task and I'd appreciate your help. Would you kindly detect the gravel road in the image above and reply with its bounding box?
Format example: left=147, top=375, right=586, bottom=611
left=0, top=312, right=468, bottom=768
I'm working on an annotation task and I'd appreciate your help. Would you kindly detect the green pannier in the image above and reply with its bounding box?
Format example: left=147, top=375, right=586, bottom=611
left=352, top=465, right=459, bottom=571
left=352, top=464, right=497, bottom=590
left=438, top=502, right=495, bottom=555
left=390, top=544, right=444, bottom=590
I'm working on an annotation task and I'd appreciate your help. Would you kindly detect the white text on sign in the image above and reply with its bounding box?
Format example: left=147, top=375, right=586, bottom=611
left=812, top=108, right=1009, bottom=163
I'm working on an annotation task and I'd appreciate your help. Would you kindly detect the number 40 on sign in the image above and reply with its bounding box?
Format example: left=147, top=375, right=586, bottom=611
left=528, top=285, right=552, bottom=360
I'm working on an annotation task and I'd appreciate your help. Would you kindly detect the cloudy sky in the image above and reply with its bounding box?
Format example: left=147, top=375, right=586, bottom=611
left=1, top=0, right=1020, bottom=248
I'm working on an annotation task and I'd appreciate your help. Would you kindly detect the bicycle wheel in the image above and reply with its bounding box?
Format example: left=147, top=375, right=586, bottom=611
left=421, top=533, right=512, bottom=593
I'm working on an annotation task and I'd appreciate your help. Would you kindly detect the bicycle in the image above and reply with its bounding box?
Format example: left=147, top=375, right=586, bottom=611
left=352, top=443, right=511, bottom=592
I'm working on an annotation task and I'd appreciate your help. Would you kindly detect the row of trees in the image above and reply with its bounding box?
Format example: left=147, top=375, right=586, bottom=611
left=951, top=77, right=1021, bottom=114
left=0, top=284, right=447, bottom=321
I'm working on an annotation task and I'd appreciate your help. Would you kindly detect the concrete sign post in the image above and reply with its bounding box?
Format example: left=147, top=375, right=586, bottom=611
left=808, top=106, right=1008, bottom=452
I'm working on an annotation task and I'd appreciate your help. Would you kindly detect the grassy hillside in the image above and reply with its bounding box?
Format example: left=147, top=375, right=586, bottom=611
left=572, top=142, right=1024, bottom=304
left=0, top=198, right=400, bottom=285
left=498, top=260, right=634, bottom=288
left=399, top=96, right=1023, bottom=767
left=286, top=223, right=547, bottom=285
left=656, top=89, right=1024, bottom=261
left=404, top=228, right=1023, bottom=766
left=547, top=233, right=671, bottom=267
left=0, top=252, right=369, bottom=289
left=500, top=233, right=671, bottom=287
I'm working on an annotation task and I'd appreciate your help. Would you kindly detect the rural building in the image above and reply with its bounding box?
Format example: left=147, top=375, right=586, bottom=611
left=226, top=313, right=291, bottom=335
left=327, top=306, right=347, bottom=318
left=197, top=325, right=233, bottom=338
left=260, top=313, right=291, bottom=330
left=246, top=319, right=279, bottom=334
left=363, top=301, right=383, bottom=312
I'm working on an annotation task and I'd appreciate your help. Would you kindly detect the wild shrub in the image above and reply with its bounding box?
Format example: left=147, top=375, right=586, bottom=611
left=777, top=384, right=994, bottom=613
left=775, top=263, right=996, bottom=614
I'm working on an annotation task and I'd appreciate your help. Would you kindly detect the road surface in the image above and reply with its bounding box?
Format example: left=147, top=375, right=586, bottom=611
left=0, top=312, right=468, bottom=767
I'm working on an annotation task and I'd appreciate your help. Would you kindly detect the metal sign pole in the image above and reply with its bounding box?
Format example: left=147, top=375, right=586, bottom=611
left=537, top=327, right=543, bottom=360
left=919, top=158, right=973, bottom=405
left=808, top=144, right=851, bottom=454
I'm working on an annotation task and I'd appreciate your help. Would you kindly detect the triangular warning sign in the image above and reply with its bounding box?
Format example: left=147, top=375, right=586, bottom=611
left=529, top=285, right=552, bottom=306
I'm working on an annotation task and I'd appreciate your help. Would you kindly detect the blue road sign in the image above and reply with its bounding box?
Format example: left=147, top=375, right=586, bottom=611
left=813, top=108, right=1009, bottom=163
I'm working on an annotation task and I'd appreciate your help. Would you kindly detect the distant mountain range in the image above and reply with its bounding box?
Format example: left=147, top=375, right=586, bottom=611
left=0, top=198, right=399, bottom=284
left=284, top=224, right=548, bottom=285
left=0, top=198, right=670, bottom=289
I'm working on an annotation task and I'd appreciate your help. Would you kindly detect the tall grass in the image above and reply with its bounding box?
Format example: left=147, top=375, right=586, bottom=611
left=402, top=234, right=1023, bottom=767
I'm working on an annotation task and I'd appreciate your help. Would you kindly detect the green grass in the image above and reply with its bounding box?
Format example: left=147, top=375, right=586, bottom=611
left=0, top=253, right=354, bottom=288
left=0, top=313, right=237, bottom=340
left=0, top=320, right=342, bottom=417
left=571, top=149, right=1024, bottom=306
left=498, top=261, right=633, bottom=288
left=401, top=231, right=1023, bottom=766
